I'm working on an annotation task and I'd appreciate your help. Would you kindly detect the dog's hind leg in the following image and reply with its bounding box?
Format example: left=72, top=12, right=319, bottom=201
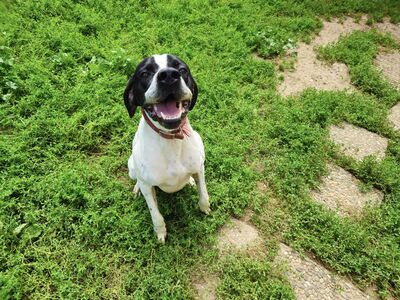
left=133, top=182, right=141, bottom=198
left=128, top=155, right=136, bottom=180
left=128, top=156, right=141, bottom=198
left=188, top=176, right=196, bottom=187
left=193, top=165, right=211, bottom=215
left=138, top=181, right=167, bottom=244
left=128, top=155, right=142, bottom=197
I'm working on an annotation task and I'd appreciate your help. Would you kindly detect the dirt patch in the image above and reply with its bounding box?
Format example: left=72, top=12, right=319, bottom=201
left=278, top=43, right=353, bottom=96
left=251, top=160, right=265, bottom=173
left=217, top=216, right=265, bottom=256
left=329, top=123, right=388, bottom=161
left=389, top=102, right=400, bottom=131
left=192, top=210, right=259, bottom=299
left=275, top=243, right=377, bottom=300
left=313, top=16, right=369, bottom=47
left=373, top=18, right=400, bottom=41
left=311, top=164, right=383, bottom=217
left=277, top=16, right=400, bottom=96
left=256, top=181, right=268, bottom=193
left=104, top=264, right=129, bottom=298
left=192, top=274, right=219, bottom=300
left=278, top=17, right=370, bottom=96
left=252, top=51, right=266, bottom=61
left=375, top=51, right=400, bottom=89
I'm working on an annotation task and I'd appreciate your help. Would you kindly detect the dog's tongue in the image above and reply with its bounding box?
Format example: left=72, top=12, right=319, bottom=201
left=154, top=101, right=181, bottom=119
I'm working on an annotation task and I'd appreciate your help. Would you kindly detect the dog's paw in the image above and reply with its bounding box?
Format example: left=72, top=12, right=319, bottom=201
left=199, top=200, right=211, bottom=215
left=155, top=224, right=167, bottom=244
left=133, top=183, right=141, bottom=198
left=157, top=232, right=166, bottom=244
left=188, top=176, right=196, bottom=187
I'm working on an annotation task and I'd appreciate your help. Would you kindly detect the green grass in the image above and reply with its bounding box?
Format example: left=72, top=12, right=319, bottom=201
left=215, top=255, right=295, bottom=299
left=1, top=0, right=400, bottom=299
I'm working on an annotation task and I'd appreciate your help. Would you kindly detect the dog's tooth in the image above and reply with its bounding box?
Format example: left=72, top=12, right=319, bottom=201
left=161, top=112, right=166, bottom=119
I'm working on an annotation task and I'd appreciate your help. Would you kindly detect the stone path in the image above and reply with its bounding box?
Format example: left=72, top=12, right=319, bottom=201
left=373, top=17, right=400, bottom=41
left=278, top=17, right=369, bottom=96
left=311, top=164, right=383, bottom=216
left=278, top=16, right=400, bottom=96
left=389, top=102, right=400, bottom=131
left=313, top=17, right=369, bottom=46
left=192, top=274, right=219, bottom=300
left=375, top=51, right=400, bottom=89
left=193, top=16, right=400, bottom=300
left=277, top=43, right=353, bottom=96
left=217, top=216, right=265, bottom=256
left=192, top=213, right=265, bottom=300
left=329, top=123, right=388, bottom=161
left=193, top=213, right=379, bottom=300
left=373, top=19, right=400, bottom=134
left=275, top=243, right=376, bottom=300
left=373, top=20, right=400, bottom=143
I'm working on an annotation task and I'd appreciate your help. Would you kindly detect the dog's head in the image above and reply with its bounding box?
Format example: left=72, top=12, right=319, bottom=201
left=124, top=54, right=198, bottom=129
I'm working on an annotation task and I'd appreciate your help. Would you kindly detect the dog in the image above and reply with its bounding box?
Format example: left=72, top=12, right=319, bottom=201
left=124, top=54, right=211, bottom=243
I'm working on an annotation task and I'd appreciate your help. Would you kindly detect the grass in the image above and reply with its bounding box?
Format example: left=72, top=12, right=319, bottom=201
left=215, top=255, right=295, bottom=299
left=1, top=0, right=400, bottom=299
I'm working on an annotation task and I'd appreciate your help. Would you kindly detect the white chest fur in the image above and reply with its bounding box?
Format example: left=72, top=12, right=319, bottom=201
left=128, top=117, right=205, bottom=193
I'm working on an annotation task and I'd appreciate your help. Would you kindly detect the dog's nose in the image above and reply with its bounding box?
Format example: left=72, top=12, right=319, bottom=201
left=157, top=68, right=180, bottom=86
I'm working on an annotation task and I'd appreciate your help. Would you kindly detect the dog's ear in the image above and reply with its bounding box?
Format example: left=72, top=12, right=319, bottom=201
left=124, top=75, right=138, bottom=118
left=189, top=79, right=198, bottom=111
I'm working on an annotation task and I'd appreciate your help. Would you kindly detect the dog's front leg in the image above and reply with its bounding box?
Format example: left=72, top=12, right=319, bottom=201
left=138, top=182, right=167, bottom=243
left=193, top=165, right=211, bottom=214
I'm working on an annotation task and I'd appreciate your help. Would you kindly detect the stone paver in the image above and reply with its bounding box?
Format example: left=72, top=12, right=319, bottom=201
left=193, top=214, right=263, bottom=299
left=389, top=102, right=400, bottom=131
left=313, top=17, right=369, bottom=47
left=275, top=243, right=377, bottom=300
left=374, top=17, right=400, bottom=123
left=329, top=123, right=388, bottom=161
left=278, top=17, right=370, bottom=96
left=192, top=275, right=218, bottom=300
left=217, top=217, right=265, bottom=256
left=311, top=164, right=383, bottom=216
left=256, top=181, right=268, bottom=193
left=375, top=51, right=400, bottom=89
left=373, top=18, right=400, bottom=41
left=278, top=43, right=353, bottom=96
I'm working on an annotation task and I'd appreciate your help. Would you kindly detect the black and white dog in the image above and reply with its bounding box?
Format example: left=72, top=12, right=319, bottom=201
left=124, top=54, right=211, bottom=243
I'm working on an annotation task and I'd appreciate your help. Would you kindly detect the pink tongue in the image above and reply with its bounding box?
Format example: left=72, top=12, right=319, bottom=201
left=154, top=101, right=181, bottom=119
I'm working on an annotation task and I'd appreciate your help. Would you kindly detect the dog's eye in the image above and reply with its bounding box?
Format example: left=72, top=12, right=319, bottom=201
left=179, top=68, right=188, bottom=75
left=140, top=71, right=150, bottom=78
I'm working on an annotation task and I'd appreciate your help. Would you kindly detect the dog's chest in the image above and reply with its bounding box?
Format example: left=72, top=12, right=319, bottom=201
left=133, top=123, right=204, bottom=190
left=161, top=144, right=197, bottom=177
left=140, top=141, right=201, bottom=189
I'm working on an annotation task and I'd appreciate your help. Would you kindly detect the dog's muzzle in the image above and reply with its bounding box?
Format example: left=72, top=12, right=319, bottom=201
left=144, top=97, right=191, bottom=129
left=143, top=67, right=193, bottom=129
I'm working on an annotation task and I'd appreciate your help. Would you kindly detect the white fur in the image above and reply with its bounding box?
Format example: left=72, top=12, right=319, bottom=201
left=127, top=55, right=210, bottom=243
left=129, top=117, right=205, bottom=192
left=153, top=54, right=168, bottom=68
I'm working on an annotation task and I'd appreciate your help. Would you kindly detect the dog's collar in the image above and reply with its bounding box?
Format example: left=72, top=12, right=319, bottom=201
left=142, top=108, right=190, bottom=140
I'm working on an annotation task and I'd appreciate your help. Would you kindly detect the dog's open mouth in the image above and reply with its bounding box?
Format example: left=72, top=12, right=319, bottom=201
left=144, top=96, right=190, bottom=129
